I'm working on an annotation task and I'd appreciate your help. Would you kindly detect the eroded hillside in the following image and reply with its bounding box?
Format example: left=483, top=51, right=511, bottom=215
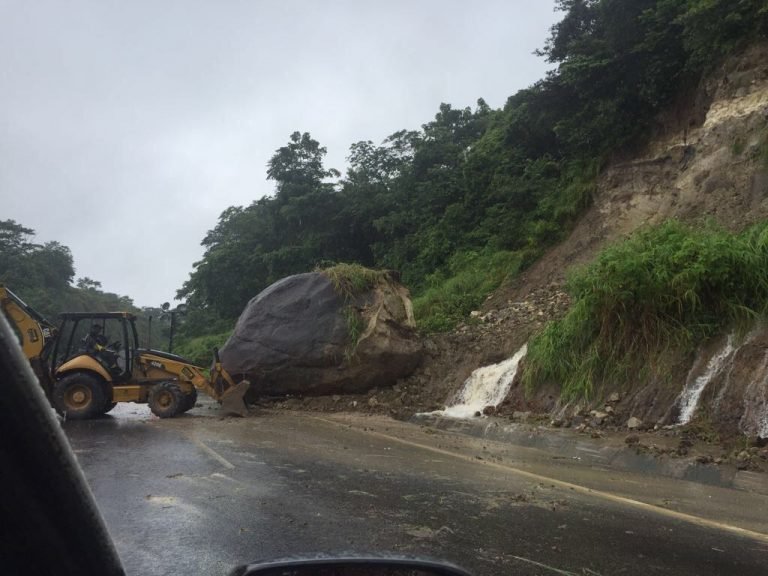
left=501, top=42, right=768, bottom=300
left=418, top=43, right=768, bottom=441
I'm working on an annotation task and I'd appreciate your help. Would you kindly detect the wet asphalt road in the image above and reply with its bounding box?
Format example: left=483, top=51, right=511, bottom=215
left=63, top=404, right=768, bottom=576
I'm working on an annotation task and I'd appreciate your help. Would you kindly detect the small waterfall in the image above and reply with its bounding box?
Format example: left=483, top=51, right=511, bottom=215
left=435, top=344, right=528, bottom=419
left=739, top=351, right=768, bottom=438
left=677, top=335, right=735, bottom=425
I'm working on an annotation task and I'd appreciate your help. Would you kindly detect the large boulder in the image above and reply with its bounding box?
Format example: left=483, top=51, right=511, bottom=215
left=220, top=269, right=423, bottom=396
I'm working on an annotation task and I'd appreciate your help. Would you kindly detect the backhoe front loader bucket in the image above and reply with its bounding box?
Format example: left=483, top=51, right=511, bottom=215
left=219, top=380, right=250, bottom=417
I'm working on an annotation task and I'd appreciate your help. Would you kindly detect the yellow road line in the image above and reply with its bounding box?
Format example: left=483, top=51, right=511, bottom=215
left=312, top=416, right=768, bottom=544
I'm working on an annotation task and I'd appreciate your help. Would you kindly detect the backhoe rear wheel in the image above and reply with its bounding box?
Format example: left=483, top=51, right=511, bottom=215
left=148, top=382, right=183, bottom=418
left=53, top=372, right=107, bottom=420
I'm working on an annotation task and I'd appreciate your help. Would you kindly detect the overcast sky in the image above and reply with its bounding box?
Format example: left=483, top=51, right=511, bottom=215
left=1, top=0, right=559, bottom=307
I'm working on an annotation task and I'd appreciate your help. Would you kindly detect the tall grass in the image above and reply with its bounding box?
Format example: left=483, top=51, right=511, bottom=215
left=524, top=220, right=768, bottom=399
left=320, top=263, right=391, bottom=299
left=413, top=249, right=526, bottom=332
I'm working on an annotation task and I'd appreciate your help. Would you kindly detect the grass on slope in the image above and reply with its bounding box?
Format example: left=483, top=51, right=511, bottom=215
left=523, top=220, right=768, bottom=400
left=413, top=249, right=528, bottom=333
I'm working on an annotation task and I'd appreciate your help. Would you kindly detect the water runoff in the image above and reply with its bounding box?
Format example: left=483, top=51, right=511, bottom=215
left=429, top=344, right=528, bottom=419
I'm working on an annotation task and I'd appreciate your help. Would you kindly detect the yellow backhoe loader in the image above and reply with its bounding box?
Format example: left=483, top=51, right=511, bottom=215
left=0, top=284, right=249, bottom=419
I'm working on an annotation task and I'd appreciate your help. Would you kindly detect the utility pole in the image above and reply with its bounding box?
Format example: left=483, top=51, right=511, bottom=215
left=161, top=302, right=187, bottom=354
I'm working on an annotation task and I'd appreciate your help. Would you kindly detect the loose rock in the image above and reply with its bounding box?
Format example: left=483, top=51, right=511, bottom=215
left=626, top=417, right=643, bottom=430
left=625, top=434, right=640, bottom=445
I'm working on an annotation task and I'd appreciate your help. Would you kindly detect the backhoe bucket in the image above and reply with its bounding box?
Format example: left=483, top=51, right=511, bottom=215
left=219, top=380, right=250, bottom=417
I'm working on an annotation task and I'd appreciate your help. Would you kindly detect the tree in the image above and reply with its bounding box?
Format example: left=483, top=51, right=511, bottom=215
left=0, top=220, right=35, bottom=254
left=267, top=131, right=340, bottom=200
left=0, top=221, right=75, bottom=312
left=76, top=277, right=102, bottom=290
left=180, top=132, right=344, bottom=320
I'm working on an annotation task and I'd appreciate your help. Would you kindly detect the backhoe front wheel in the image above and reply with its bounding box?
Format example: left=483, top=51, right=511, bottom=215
left=148, top=382, right=183, bottom=418
left=180, top=387, right=198, bottom=413
left=53, top=372, right=107, bottom=420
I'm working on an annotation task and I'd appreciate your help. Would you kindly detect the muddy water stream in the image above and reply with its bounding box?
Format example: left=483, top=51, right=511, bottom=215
left=430, top=344, right=528, bottom=419
left=677, top=335, right=735, bottom=425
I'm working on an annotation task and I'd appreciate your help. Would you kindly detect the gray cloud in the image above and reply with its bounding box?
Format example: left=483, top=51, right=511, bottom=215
left=1, top=0, right=558, bottom=306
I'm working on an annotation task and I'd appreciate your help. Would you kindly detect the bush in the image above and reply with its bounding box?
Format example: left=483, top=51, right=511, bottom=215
left=524, top=220, right=768, bottom=399
left=174, top=331, right=232, bottom=367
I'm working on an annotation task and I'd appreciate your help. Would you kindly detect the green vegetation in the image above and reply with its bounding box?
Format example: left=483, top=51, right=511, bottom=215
left=523, top=220, right=768, bottom=399
left=0, top=220, right=135, bottom=318
left=174, top=331, right=232, bottom=367
left=341, top=306, right=365, bottom=362
left=413, top=249, right=526, bottom=332
left=320, top=263, right=391, bottom=301
left=175, top=0, right=766, bottom=337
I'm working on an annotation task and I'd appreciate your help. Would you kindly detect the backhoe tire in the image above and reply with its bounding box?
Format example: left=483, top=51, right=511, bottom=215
left=148, top=382, right=183, bottom=418
left=98, top=383, right=115, bottom=415
left=53, top=372, right=107, bottom=420
left=180, top=388, right=198, bottom=413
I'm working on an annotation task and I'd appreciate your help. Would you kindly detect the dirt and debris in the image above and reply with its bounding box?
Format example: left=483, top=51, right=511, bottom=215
left=259, top=284, right=570, bottom=419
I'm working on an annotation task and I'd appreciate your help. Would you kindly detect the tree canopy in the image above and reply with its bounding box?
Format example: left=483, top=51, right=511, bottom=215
left=177, top=0, right=768, bottom=335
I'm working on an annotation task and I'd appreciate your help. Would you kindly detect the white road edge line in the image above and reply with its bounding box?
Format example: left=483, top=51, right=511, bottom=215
left=311, top=416, right=768, bottom=544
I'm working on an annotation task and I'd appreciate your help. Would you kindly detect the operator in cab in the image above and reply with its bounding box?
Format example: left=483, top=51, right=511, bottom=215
left=83, top=324, right=108, bottom=354
left=82, top=324, right=119, bottom=375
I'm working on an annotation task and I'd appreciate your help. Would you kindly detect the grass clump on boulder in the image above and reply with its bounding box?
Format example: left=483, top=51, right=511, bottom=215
left=319, top=263, right=403, bottom=359
left=523, top=220, right=768, bottom=400
left=319, top=263, right=393, bottom=300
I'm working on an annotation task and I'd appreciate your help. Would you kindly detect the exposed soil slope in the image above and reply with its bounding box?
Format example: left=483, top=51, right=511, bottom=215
left=494, top=42, right=768, bottom=307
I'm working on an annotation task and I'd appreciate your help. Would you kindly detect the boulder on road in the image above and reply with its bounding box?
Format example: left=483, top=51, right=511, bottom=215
left=220, top=267, right=423, bottom=396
